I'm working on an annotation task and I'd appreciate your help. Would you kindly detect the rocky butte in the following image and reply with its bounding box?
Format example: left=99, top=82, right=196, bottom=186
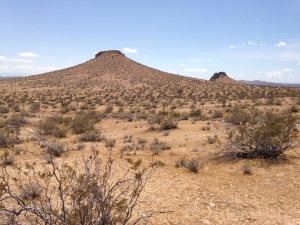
left=210, top=72, right=228, bottom=81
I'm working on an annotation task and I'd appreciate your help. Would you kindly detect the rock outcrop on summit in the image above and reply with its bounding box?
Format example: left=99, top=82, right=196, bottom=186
left=210, top=72, right=228, bottom=81
left=210, top=72, right=243, bottom=84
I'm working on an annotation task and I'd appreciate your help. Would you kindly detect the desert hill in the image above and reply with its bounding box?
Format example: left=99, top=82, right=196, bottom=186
left=210, top=72, right=243, bottom=84
left=13, top=50, right=208, bottom=91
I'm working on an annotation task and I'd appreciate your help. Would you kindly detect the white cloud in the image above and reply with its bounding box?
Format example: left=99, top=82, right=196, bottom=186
left=298, top=62, right=300, bottom=65
left=275, top=41, right=286, bottom=47
left=180, top=64, right=185, bottom=66
left=266, top=70, right=283, bottom=79
left=265, top=68, right=292, bottom=79
left=11, top=59, right=32, bottom=62
left=15, top=65, right=59, bottom=71
left=18, top=52, right=39, bottom=57
left=0, top=56, right=32, bottom=62
left=238, top=74, right=244, bottom=77
left=248, top=42, right=257, bottom=45
left=260, top=71, right=264, bottom=74
left=0, top=65, right=9, bottom=69
left=282, top=68, right=292, bottom=72
left=184, top=69, right=207, bottom=73
left=15, top=65, right=35, bottom=70
left=229, top=45, right=236, bottom=48
left=123, top=47, right=137, bottom=53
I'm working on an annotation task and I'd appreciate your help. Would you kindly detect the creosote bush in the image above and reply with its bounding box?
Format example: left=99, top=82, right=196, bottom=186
left=46, top=139, right=65, bottom=157
left=1, top=150, right=15, bottom=165
left=0, top=147, right=161, bottom=224
left=224, top=109, right=299, bottom=160
left=175, top=156, right=203, bottom=173
left=79, top=129, right=102, bottom=142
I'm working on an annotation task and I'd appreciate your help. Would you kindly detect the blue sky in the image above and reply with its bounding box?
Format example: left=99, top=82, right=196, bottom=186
left=1, top=1, right=300, bottom=83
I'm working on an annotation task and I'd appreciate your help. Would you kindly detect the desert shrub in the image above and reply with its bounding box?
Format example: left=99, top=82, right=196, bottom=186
left=224, top=109, right=299, bottom=160
left=175, top=156, right=203, bottom=173
left=105, top=139, right=116, bottom=148
left=207, top=135, right=219, bottom=144
left=226, top=105, right=251, bottom=125
left=185, top=158, right=201, bottom=173
left=53, top=125, right=68, bottom=138
left=120, top=144, right=134, bottom=152
left=211, top=110, right=223, bottom=119
left=39, top=119, right=57, bottom=135
left=7, top=114, right=26, bottom=128
left=241, top=165, right=252, bottom=175
left=0, top=127, right=20, bottom=148
left=274, top=98, right=282, bottom=105
left=150, top=160, right=165, bottom=167
left=179, top=112, right=189, bottom=121
left=79, top=129, right=102, bottom=142
left=71, top=114, right=95, bottom=134
left=76, top=143, right=86, bottom=151
left=290, top=105, right=299, bottom=113
left=47, top=139, right=64, bottom=157
left=0, top=106, right=9, bottom=113
left=11, top=146, right=24, bottom=155
left=20, top=182, right=42, bottom=200
left=0, top=151, right=160, bottom=224
left=9, top=103, right=20, bottom=112
left=147, top=115, right=178, bottom=130
left=189, top=109, right=202, bottom=117
left=149, top=138, right=170, bottom=155
left=159, top=118, right=178, bottom=130
left=163, top=130, right=170, bottom=136
left=30, top=102, right=40, bottom=113
left=104, top=105, right=113, bottom=113
left=138, top=138, right=147, bottom=144
left=1, top=150, right=15, bottom=165
left=0, top=131, right=10, bottom=148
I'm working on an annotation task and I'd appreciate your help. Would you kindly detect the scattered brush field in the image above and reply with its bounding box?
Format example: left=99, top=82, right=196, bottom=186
left=0, top=52, right=300, bottom=224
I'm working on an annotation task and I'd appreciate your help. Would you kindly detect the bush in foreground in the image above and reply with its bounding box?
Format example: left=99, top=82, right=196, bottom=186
left=223, top=109, right=299, bottom=160
left=0, top=148, right=165, bottom=224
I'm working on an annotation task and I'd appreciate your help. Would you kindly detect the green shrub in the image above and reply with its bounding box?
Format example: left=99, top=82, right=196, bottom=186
left=53, top=125, right=68, bottom=138
left=71, top=115, right=95, bottom=134
left=226, top=105, right=251, bottom=125
left=224, top=109, right=298, bottom=160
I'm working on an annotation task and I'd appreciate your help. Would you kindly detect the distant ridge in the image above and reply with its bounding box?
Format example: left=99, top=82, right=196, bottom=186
left=240, top=80, right=300, bottom=88
left=0, top=76, right=23, bottom=80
